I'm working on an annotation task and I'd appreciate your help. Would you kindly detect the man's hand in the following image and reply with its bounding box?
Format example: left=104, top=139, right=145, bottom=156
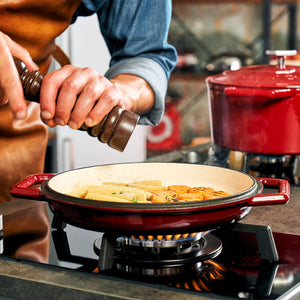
left=0, top=31, right=155, bottom=128
left=0, top=31, right=38, bottom=119
left=40, top=66, right=154, bottom=129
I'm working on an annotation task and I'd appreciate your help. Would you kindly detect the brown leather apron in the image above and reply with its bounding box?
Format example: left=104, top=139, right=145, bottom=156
left=0, top=0, right=82, bottom=262
left=0, top=0, right=82, bottom=203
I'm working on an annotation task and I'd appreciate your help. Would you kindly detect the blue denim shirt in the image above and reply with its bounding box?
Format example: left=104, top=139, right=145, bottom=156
left=72, top=0, right=177, bottom=125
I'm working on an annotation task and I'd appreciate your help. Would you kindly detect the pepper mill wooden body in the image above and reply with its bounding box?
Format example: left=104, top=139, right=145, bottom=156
left=13, top=57, right=139, bottom=152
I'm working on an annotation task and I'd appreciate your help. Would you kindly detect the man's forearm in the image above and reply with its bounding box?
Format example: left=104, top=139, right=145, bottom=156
left=110, top=74, right=155, bottom=116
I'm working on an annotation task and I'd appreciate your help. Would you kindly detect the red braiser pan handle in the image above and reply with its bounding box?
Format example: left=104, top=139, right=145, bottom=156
left=224, top=86, right=296, bottom=101
left=247, top=177, right=290, bottom=206
left=10, top=174, right=55, bottom=199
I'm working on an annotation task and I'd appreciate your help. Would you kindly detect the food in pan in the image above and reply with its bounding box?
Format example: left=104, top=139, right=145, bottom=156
left=68, top=180, right=230, bottom=203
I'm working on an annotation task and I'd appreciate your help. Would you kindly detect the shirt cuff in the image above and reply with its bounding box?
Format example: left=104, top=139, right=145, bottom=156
left=105, top=57, right=167, bottom=126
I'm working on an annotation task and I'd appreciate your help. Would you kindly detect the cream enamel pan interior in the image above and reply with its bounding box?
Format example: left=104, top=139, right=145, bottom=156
left=11, top=162, right=289, bottom=233
left=44, top=162, right=258, bottom=209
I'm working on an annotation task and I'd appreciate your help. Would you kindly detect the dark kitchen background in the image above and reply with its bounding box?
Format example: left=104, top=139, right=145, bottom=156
left=146, top=0, right=300, bottom=158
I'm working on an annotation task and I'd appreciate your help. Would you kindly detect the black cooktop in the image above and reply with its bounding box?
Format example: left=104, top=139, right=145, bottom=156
left=1, top=202, right=299, bottom=300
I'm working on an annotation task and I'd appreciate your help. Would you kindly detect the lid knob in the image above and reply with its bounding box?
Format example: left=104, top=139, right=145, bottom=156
left=266, top=50, right=297, bottom=69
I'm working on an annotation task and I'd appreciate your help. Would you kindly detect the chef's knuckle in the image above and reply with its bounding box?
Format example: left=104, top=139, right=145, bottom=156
left=105, top=87, right=119, bottom=104
left=61, top=64, right=71, bottom=70
left=110, top=85, right=118, bottom=93
left=83, top=67, right=97, bottom=77
left=104, top=94, right=115, bottom=105
left=62, top=79, right=77, bottom=92
left=42, top=73, right=54, bottom=86
left=84, top=84, right=97, bottom=99
left=98, top=74, right=109, bottom=84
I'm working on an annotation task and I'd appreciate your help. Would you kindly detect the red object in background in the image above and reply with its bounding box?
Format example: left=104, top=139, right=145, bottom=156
left=147, top=103, right=182, bottom=151
left=206, top=50, right=300, bottom=154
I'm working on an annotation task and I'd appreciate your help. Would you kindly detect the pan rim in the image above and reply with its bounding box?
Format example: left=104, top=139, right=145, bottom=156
left=41, top=162, right=260, bottom=212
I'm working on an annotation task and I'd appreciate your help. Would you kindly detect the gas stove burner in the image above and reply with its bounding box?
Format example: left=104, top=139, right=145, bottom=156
left=114, top=261, right=204, bottom=278
left=243, top=153, right=297, bottom=183
left=207, top=144, right=300, bottom=183
left=115, top=233, right=222, bottom=267
left=116, top=232, right=203, bottom=249
left=94, top=232, right=222, bottom=271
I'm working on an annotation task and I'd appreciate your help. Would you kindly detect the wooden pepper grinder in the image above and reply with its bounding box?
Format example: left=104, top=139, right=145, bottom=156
left=13, top=57, right=139, bottom=152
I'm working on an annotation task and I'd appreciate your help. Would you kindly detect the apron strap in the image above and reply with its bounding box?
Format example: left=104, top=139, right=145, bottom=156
left=53, top=44, right=71, bottom=67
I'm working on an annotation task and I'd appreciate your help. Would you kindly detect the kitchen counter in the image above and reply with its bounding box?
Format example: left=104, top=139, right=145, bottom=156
left=0, top=184, right=299, bottom=299
left=0, top=257, right=215, bottom=300
left=240, top=185, right=300, bottom=236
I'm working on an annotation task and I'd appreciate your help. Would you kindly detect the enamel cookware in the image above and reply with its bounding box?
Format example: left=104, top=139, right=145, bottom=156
left=10, top=163, right=289, bottom=234
left=206, top=50, right=300, bottom=154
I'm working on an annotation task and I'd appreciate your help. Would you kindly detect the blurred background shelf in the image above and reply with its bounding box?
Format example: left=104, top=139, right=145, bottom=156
left=172, top=0, right=298, bottom=64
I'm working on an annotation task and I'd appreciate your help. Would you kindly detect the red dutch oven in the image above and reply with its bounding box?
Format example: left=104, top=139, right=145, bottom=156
left=206, top=50, right=300, bottom=154
left=10, top=163, right=290, bottom=234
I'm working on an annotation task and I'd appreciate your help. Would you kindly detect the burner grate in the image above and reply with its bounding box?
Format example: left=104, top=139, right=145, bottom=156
left=116, top=232, right=203, bottom=248
left=94, top=232, right=222, bottom=271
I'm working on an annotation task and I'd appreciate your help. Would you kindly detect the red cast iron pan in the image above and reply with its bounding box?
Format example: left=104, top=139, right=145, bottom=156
left=10, top=163, right=290, bottom=234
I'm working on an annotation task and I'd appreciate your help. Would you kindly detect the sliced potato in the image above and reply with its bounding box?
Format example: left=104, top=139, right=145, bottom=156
left=68, top=181, right=230, bottom=204
left=67, top=186, right=88, bottom=198
left=84, top=185, right=150, bottom=201
left=86, top=193, right=134, bottom=203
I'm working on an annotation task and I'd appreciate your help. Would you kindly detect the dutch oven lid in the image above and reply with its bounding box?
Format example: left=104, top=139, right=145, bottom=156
left=207, top=50, right=300, bottom=89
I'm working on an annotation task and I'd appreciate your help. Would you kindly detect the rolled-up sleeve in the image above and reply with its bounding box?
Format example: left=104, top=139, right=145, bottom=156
left=75, top=0, right=177, bottom=125
left=105, top=57, right=168, bottom=126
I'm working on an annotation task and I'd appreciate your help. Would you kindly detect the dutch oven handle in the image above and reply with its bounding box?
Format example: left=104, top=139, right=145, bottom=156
left=10, top=174, right=55, bottom=199
left=224, top=86, right=297, bottom=100
left=247, top=177, right=290, bottom=206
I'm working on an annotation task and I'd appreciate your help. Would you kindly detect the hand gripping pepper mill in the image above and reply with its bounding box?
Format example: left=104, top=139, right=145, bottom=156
left=13, top=57, right=140, bottom=152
